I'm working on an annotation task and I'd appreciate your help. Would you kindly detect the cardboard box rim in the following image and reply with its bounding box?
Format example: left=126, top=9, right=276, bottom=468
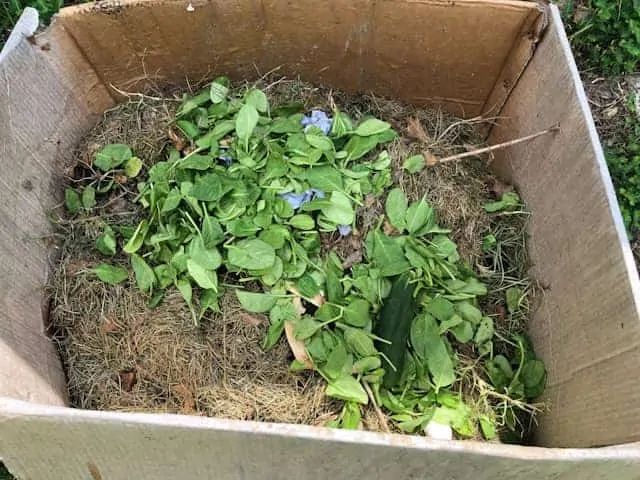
left=1, top=0, right=640, bottom=477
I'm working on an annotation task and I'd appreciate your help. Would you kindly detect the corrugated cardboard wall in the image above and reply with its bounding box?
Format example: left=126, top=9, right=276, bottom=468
left=57, top=0, right=542, bottom=118
left=488, top=6, right=640, bottom=448
left=0, top=24, right=113, bottom=405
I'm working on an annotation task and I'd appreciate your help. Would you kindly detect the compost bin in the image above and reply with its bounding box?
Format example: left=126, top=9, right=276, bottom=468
left=1, top=0, right=640, bottom=478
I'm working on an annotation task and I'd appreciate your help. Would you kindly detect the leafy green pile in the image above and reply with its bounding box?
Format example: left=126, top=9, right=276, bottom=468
left=64, top=77, right=545, bottom=440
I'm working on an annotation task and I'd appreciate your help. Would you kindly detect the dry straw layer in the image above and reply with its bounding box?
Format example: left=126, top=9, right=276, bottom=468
left=49, top=78, right=534, bottom=433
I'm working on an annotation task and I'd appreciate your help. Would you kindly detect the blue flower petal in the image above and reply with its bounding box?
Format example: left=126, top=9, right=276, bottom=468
left=280, top=192, right=307, bottom=210
left=338, top=224, right=352, bottom=236
left=301, top=110, right=332, bottom=135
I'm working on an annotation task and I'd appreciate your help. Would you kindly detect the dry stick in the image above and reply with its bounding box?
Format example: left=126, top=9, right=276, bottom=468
left=363, top=382, right=391, bottom=433
left=433, top=125, right=560, bottom=165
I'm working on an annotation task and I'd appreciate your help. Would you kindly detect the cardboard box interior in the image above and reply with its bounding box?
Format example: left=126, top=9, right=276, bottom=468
left=1, top=1, right=640, bottom=478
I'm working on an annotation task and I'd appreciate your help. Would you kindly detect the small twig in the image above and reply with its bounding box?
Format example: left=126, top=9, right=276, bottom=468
left=109, top=84, right=179, bottom=102
left=433, top=125, right=560, bottom=165
left=363, top=382, right=390, bottom=433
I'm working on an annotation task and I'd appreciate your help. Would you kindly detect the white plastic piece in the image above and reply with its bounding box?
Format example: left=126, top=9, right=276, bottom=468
left=186, top=3, right=195, bottom=12
left=0, top=7, right=39, bottom=64
left=424, top=421, right=453, bottom=441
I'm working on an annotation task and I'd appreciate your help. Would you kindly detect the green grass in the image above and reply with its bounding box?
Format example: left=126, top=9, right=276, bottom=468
left=1, top=0, right=64, bottom=48
left=0, top=463, right=15, bottom=480
left=563, top=0, right=640, bottom=75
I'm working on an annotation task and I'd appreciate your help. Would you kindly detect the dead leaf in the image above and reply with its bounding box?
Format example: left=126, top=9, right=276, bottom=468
left=183, top=145, right=197, bottom=156
left=382, top=220, right=397, bottom=236
left=240, top=312, right=264, bottom=327
left=424, top=151, right=439, bottom=167
left=492, top=304, right=507, bottom=322
left=173, top=383, right=196, bottom=413
left=342, top=250, right=363, bottom=269
left=489, top=178, right=514, bottom=198
left=284, top=321, right=313, bottom=369
left=102, top=317, right=119, bottom=333
left=114, top=174, right=128, bottom=184
left=407, top=117, right=430, bottom=142
left=119, top=370, right=137, bottom=392
left=167, top=128, right=186, bottom=151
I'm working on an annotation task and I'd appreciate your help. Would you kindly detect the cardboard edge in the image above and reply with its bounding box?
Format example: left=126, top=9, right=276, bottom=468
left=480, top=2, right=548, bottom=135
left=1, top=397, right=640, bottom=461
left=545, top=4, right=640, bottom=311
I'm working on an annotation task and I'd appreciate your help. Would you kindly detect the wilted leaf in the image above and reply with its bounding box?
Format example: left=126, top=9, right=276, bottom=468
left=403, top=154, right=425, bottom=174
left=406, top=117, right=430, bottom=142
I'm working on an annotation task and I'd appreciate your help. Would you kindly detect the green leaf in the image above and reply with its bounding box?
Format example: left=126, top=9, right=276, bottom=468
left=483, top=192, right=521, bottom=213
left=227, top=239, right=276, bottom=270
left=131, top=254, right=155, bottom=293
left=297, top=273, right=321, bottom=298
left=343, top=299, right=370, bottom=327
left=321, top=191, right=354, bottom=225
left=202, top=213, right=225, bottom=247
left=306, top=165, right=344, bottom=192
left=506, top=287, right=523, bottom=314
left=340, top=402, right=362, bottom=430
left=245, top=88, right=269, bottom=113
left=482, top=234, right=497, bottom=252
left=323, top=342, right=348, bottom=380
left=479, top=415, right=497, bottom=440
left=353, top=356, right=381, bottom=373
left=177, top=154, right=213, bottom=170
left=94, top=144, right=132, bottom=171
left=370, top=230, right=410, bottom=276
left=521, top=359, right=546, bottom=398
left=354, top=118, right=391, bottom=136
left=187, top=259, right=218, bottom=290
left=187, top=236, right=222, bottom=270
left=343, top=327, right=376, bottom=357
left=65, top=188, right=81, bottom=214
left=289, top=214, right=315, bottom=230
left=344, top=135, right=379, bottom=161
left=263, top=318, right=286, bottom=350
left=426, top=297, right=455, bottom=322
left=191, top=173, right=222, bottom=201
left=81, top=186, right=96, bottom=209
left=410, top=313, right=455, bottom=390
left=450, top=320, right=474, bottom=343
left=385, top=188, right=408, bottom=231
left=305, top=133, right=334, bottom=152
left=403, top=154, right=425, bottom=174
left=96, top=226, right=117, bottom=256
left=235, top=290, right=277, bottom=313
left=161, top=189, right=182, bottom=213
left=92, top=263, right=128, bottom=285
left=236, top=104, right=259, bottom=148
left=325, top=375, right=368, bottom=404
left=330, top=110, right=353, bottom=137
left=405, top=197, right=433, bottom=234
left=124, top=156, right=143, bottom=178
left=456, top=301, right=482, bottom=325
left=210, top=77, right=230, bottom=104
left=176, top=278, right=193, bottom=305
left=295, top=316, right=323, bottom=340
left=474, top=317, right=494, bottom=344
left=123, top=220, right=149, bottom=254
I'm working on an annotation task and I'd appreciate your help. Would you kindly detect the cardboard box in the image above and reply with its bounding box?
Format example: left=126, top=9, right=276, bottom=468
left=1, top=1, right=639, bottom=478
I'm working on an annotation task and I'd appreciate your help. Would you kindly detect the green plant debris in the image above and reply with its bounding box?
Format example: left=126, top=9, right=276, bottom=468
left=55, top=77, right=545, bottom=441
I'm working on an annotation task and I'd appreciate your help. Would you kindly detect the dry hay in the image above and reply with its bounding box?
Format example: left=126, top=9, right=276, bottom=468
left=49, top=77, right=533, bottom=431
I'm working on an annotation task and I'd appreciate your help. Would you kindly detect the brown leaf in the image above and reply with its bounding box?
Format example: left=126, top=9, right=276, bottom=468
left=489, top=178, right=513, bottom=198
left=102, top=316, right=119, bottom=333
left=284, top=321, right=314, bottom=369
left=288, top=285, right=324, bottom=307
left=167, top=128, right=186, bottom=151
left=119, top=370, right=137, bottom=392
left=407, top=117, right=430, bottom=142
left=114, top=174, right=128, bottom=184
left=173, top=383, right=196, bottom=414
left=424, top=151, right=439, bottom=167
left=382, top=220, right=397, bottom=236
left=342, top=250, right=363, bottom=269
left=240, top=312, right=264, bottom=327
